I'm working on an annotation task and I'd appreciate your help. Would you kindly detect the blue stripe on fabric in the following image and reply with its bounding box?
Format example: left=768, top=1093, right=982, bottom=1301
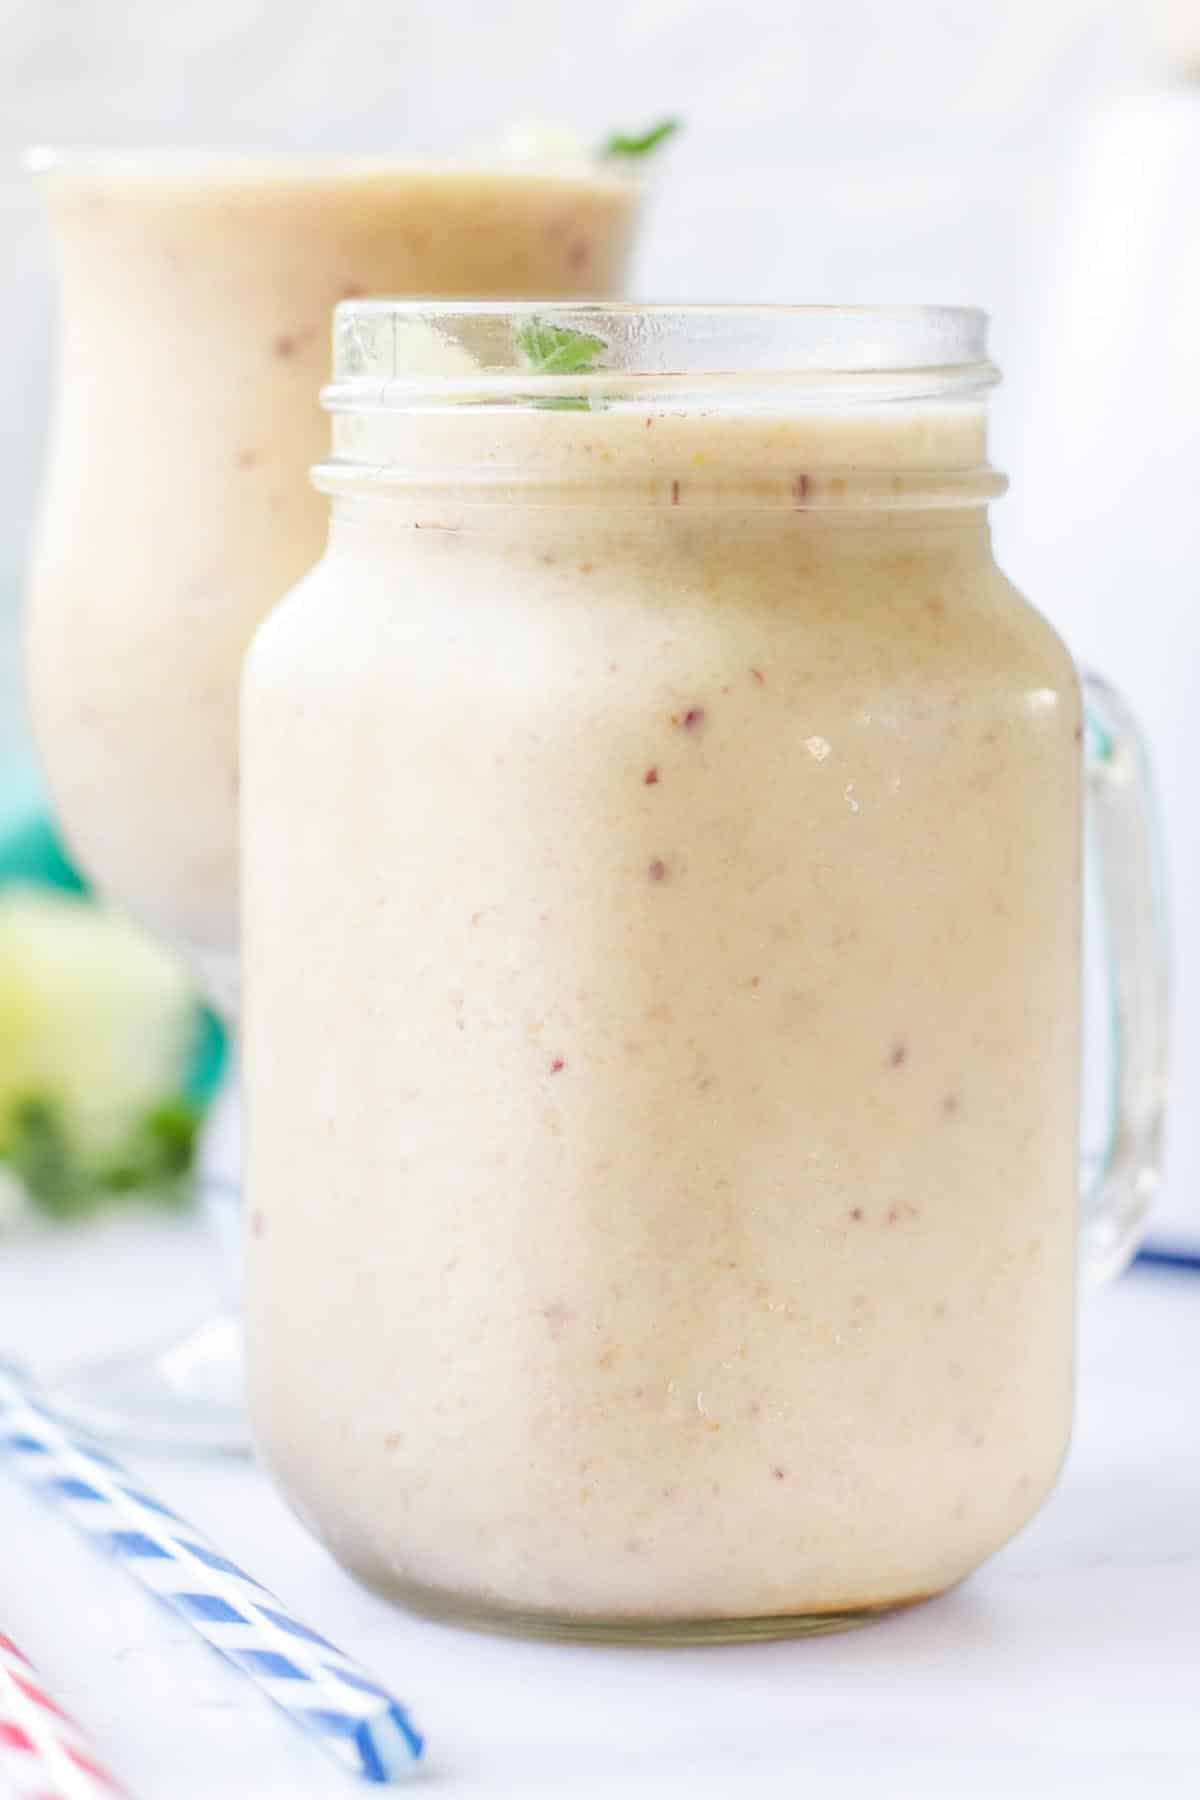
left=311, top=1697, right=423, bottom=1770
left=301, top=1712, right=387, bottom=1783
left=258, top=1606, right=339, bottom=1651
left=303, top=1708, right=367, bottom=1739
left=320, top=1667, right=424, bottom=1761
left=234, top=1649, right=308, bottom=1680
left=388, top=1704, right=425, bottom=1763
left=174, top=1540, right=268, bottom=1586
left=175, top=1593, right=248, bottom=1624
left=326, top=1665, right=390, bottom=1700
left=121, top=1486, right=183, bottom=1520
left=392, top=1706, right=424, bottom=1764
left=48, top=1475, right=105, bottom=1501
left=3, top=1434, right=49, bottom=1453
left=108, top=1530, right=172, bottom=1558
left=355, top=1720, right=388, bottom=1784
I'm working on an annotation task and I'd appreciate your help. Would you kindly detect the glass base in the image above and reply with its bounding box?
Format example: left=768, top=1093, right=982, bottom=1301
left=46, top=1312, right=252, bottom=1455
left=43, top=1077, right=251, bottom=1455
left=349, top=1571, right=937, bottom=1645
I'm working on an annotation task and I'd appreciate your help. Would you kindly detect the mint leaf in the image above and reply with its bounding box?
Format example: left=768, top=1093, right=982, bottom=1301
left=515, top=319, right=607, bottom=376
left=600, top=118, right=680, bottom=159
left=515, top=318, right=608, bottom=412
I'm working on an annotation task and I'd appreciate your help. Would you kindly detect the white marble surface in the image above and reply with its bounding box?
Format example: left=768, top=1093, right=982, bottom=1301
left=1, top=1212, right=1198, bottom=1797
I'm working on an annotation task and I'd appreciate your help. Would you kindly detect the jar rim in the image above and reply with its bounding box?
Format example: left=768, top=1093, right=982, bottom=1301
left=325, top=300, right=998, bottom=411
left=320, top=303, right=1003, bottom=510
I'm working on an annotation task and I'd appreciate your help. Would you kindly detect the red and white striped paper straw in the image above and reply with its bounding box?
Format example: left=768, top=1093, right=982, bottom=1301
left=0, top=1631, right=127, bottom=1800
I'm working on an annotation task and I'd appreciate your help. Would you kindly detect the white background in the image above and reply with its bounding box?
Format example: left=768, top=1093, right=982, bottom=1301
left=0, top=0, right=1180, bottom=587
left=1, top=0, right=1198, bottom=1237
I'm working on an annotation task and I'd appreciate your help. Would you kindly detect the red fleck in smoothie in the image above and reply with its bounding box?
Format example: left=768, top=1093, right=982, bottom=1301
left=26, top=155, right=640, bottom=1010
left=242, top=305, right=1082, bottom=1638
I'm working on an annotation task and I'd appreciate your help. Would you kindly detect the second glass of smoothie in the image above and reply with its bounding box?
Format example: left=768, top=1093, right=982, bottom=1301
left=22, top=147, right=643, bottom=1447
left=26, top=149, right=642, bottom=1013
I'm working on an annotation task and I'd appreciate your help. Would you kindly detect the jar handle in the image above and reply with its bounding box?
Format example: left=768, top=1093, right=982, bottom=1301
left=1080, top=671, right=1170, bottom=1283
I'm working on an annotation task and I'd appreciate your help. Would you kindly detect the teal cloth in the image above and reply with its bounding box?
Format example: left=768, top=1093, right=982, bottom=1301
left=0, top=799, right=86, bottom=893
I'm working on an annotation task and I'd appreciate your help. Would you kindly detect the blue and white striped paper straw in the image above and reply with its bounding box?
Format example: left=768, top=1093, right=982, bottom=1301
left=0, top=1362, right=423, bottom=1784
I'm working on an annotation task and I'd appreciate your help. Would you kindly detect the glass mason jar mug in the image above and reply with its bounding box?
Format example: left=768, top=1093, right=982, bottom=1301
left=241, top=305, right=1166, bottom=1640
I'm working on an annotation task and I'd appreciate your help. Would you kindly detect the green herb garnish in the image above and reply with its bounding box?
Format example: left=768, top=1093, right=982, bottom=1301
left=515, top=317, right=608, bottom=411
left=4, top=1093, right=201, bottom=1221
left=600, top=118, right=680, bottom=160
left=515, top=319, right=607, bottom=376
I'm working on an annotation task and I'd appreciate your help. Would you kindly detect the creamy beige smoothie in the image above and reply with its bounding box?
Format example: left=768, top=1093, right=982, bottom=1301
left=25, top=155, right=639, bottom=1009
left=241, top=307, right=1082, bottom=1636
